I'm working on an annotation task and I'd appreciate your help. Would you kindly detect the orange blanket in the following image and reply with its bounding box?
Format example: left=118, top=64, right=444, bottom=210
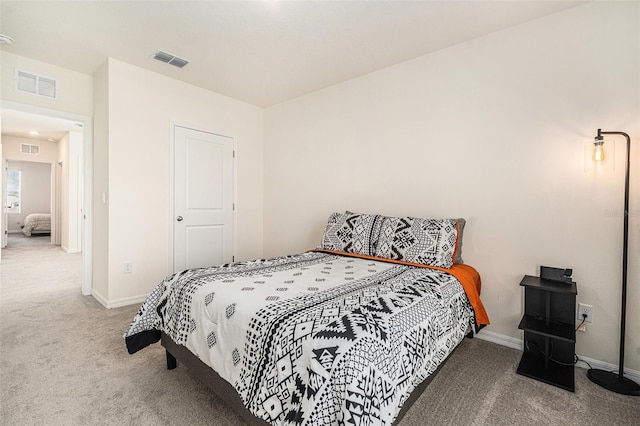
left=313, top=249, right=490, bottom=327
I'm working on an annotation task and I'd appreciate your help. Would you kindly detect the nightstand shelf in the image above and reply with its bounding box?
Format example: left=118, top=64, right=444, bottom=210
left=518, top=314, right=575, bottom=342
left=517, top=275, right=577, bottom=392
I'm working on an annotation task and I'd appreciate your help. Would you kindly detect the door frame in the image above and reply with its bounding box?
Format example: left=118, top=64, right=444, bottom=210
left=53, top=161, right=62, bottom=246
left=1, top=100, right=93, bottom=296
left=1, top=156, right=6, bottom=249
left=168, top=122, right=237, bottom=274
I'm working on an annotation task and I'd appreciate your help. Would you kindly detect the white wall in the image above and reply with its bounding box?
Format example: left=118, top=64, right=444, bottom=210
left=2, top=135, right=58, bottom=163
left=92, top=61, right=109, bottom=301
left=57, top=133, right=69, bottom=245
left=264, top=1, right=640, bottom=371
left=56, top=132, right=83, bottom=252
left=66, top=131, right=82, bottom=252
left=94, top=58, right=264, bottom=305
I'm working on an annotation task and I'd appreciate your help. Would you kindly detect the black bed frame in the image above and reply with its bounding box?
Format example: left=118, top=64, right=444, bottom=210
left=161, top=331, right=471, bottom=425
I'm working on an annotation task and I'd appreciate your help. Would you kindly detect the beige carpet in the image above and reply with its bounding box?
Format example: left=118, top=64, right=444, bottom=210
left=1, top=236, right=638, bottom=425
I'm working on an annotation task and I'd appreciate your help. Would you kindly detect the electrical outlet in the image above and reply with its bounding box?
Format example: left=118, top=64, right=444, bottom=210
left=124, top=262, right=133, bottom=274
left=578, top=303, right=593, bottom=323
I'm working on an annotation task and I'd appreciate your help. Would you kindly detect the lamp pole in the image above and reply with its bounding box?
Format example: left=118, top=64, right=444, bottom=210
left=587, top=129, right=639, bottom=395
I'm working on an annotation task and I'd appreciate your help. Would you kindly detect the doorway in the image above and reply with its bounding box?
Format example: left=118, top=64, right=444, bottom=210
left=0, top=103, right=92, bottom=295
left=4, top=159, right=52, bottom=244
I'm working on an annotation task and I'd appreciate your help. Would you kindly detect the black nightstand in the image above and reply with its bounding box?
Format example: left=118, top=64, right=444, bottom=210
left=516, top=275, right=577, bottom=392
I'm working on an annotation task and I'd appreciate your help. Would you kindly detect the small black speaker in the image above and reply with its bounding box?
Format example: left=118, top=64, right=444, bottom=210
left=540, top=266, right=573, bottom=283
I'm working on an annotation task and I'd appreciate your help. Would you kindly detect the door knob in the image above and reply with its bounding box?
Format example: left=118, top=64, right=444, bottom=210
left=176, top=216, right=183, bottom=222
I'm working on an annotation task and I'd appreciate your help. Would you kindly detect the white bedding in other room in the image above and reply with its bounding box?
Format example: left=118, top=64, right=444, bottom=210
left=22, top=213, right=51, bottom=236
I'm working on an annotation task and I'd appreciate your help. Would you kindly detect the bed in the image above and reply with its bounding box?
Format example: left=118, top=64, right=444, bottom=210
left=21, top=213, right=51, bottom=236
left=125, top=212, right=489, bottom=425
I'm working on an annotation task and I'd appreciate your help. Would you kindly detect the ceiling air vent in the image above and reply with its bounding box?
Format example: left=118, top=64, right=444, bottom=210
left=15, top=69, right=57, bottom=99
left=153, top=50, right=190, bottom=68
left=20, top=144, right=40, bottom=155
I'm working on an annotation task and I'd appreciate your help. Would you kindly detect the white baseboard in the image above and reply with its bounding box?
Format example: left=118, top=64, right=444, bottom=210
left=475, top=329, right=640, bottom=383
left=576, top=354, right=640, bottom=383
left=91, top=289, right=109, bottom=308
left=61, top=245, right=81, bottom=254
left=91, top=290, right=147, bottom=309
left=475, top=329, right=523, bottom=351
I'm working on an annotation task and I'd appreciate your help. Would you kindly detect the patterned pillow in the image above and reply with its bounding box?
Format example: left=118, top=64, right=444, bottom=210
left=319, top=212, right=384, bottom=256
left=374, top=217, right=458, bottom=268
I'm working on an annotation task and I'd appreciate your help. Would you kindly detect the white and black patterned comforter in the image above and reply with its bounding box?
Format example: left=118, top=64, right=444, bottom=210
left=125, top=251, right=475, bottom=425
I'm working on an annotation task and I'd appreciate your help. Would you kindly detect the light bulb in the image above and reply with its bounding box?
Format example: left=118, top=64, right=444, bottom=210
left=593, top=142, right=605, bottom=162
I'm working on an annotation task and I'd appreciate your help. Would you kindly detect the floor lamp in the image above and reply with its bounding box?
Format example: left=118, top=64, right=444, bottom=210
left=587, top=129, right=640, bottom=396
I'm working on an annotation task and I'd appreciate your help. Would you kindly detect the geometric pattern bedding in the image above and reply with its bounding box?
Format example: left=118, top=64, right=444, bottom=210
left=125, top=251, right=475, bottom=426
left=375, top=217, right=458, bottom=268
left=320, top=212, right=384, bottom=256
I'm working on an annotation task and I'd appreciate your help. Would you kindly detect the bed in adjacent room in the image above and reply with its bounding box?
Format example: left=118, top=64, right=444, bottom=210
left=125, top=212, right=489, bottom=425
left=21, top=213, right=51, bottom=236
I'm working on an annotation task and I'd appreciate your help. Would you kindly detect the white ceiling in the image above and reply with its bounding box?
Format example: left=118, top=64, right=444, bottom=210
left=0, top=0, right=585, bottom=109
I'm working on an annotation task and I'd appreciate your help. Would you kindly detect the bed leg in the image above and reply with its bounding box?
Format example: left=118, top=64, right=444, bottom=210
left=166, top=350, right=177, bottom=370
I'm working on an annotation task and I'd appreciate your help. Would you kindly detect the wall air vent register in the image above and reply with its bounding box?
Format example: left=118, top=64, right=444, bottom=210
left=153, top=50, right=190, bottom=68
left=20, top=144, right=40, bottom=155
left=15, top=69, right=57, bottom=99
